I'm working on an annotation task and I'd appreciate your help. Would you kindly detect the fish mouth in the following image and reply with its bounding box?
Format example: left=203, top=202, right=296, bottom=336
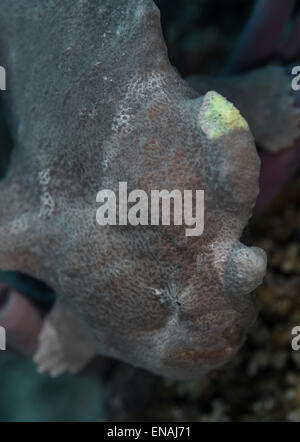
left=166, top=344, right=237, bottom=367
left=163, top=326, right=246, bottom=368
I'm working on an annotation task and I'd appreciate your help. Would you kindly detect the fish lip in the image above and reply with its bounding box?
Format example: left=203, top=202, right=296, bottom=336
left=163, top=342, right=241, bottom=368
left=162, top=324, right=247, bottom=368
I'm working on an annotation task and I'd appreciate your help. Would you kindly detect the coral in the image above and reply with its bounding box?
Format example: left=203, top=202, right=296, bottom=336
left=0, top=0, right=268, bottom=380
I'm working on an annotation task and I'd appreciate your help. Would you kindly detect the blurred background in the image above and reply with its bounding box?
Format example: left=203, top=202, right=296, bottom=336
left=0, top=0, right=300, bottom=422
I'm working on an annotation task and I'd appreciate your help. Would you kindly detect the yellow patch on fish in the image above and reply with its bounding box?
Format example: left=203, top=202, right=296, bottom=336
left=199, top=91, right=249, bottom=139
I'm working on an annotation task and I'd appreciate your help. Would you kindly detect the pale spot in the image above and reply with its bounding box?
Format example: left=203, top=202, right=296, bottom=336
left=39, top=192, right=55, bottom=218
left=39, top=168, right=51, bottom=186
left=10, top=216, right=29, bottom=236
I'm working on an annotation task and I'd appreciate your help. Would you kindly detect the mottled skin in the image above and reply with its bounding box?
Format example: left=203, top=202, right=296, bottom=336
left=0, top=0, right=267, bottom=380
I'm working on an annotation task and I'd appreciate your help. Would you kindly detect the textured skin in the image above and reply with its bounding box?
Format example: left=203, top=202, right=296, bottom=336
left=0, top=0, right=267, bottom=380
